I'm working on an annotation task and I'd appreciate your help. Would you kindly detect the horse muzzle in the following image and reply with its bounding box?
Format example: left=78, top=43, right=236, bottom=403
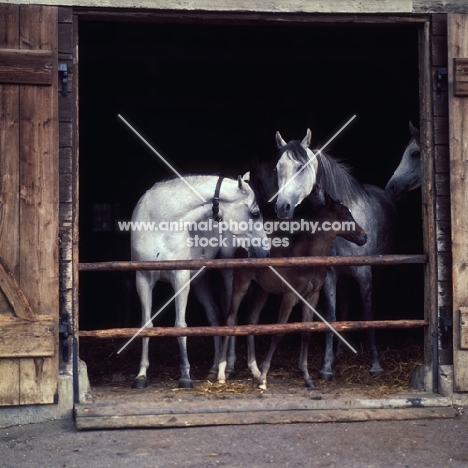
left=275, top=201, right=294, bottom=220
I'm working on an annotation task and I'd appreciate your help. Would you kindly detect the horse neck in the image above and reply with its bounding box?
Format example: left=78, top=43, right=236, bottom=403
left=317, top=152, right=366, bottom=208
left=292, top=218, right=338, bottom=257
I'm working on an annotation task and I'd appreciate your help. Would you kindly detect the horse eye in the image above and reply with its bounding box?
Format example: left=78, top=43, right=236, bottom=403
left=411, top=151, right=420, bottom=159
left=251, top=211, right=261, bottom=219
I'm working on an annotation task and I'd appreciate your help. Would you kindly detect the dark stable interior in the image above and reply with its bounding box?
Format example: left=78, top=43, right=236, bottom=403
left=78, top=20, right=423, bottom=353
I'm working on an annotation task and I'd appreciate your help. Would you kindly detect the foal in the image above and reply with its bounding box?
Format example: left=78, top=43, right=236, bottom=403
left=217, top=194, right=367, bottom=389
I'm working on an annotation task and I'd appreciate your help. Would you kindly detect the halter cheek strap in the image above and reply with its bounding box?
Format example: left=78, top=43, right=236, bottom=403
left=212, top=176, right=224, bottom=222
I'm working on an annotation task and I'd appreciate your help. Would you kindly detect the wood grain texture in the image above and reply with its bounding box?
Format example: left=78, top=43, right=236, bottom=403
left=448, top=13, right=468, bottom=391
left=0, top=49, right=53, bottom=85
left=0, top=318, right=55, bottom=357
left=0, top=4, right=20, bottom=319
left=78, top=320, right=428, bottom=339
left=0, top=254, right=36, bottom=321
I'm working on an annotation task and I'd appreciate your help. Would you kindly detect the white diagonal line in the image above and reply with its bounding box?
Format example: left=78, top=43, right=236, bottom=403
left=118, top=114, right=207, bottom=203
left=268, top=266, right=357, bottom=353
left=268, top=115, right=357, bottom=203
left=117, top=267, right=207, bottom=354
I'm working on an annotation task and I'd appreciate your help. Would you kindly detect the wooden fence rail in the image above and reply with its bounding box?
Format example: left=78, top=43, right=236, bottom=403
left=78, top=254, right=427, bottom=272
left=79, top=319, right=428, bottom=339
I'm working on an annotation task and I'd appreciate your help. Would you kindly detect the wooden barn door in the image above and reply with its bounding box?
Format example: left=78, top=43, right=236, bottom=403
left=448, top=14, right=468, bottom=392
left=0, top=4, right=59, bottom=405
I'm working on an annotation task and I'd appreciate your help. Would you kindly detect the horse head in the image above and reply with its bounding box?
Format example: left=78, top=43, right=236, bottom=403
left=385, top=121, right=421, bottom=201
left=274, top=128, right=320, bottom=219
left=319, top=194, right=367, bottom=247
left=219, top=175, right=270, bottom=259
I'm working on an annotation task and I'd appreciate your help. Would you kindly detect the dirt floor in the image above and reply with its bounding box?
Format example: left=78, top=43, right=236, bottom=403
left=1, top=406, right=467, bottom=468
left=3, top=336, right=468, bottom=467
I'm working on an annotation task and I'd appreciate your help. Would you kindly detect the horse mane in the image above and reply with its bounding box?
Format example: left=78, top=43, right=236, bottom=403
left=316, top=151, right=368, bottom=208
left=277, top=140, right=310, bottom=164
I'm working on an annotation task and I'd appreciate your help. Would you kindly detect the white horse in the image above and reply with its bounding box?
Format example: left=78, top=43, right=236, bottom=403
left=385, top=121, right=421, bottom=200
left=273, top=130, right=397, bottom=379
left=131, top=174, right=269, bottom=389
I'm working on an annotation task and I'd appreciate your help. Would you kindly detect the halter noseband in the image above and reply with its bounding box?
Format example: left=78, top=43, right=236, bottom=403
left=212, top=176, right=224, bottom=222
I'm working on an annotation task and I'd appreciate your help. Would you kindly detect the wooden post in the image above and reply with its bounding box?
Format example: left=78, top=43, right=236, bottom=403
left=448, top=14, right=468, bottom=391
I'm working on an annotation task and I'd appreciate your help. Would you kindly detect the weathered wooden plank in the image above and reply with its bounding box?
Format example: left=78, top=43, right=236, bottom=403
left=0, top=49, right=53, bottom=85
left=76, top=394, right=452, bottom=417
left=78, top=319, right=428, bottom=339
left=460, top=307, right=468, bottom=349
left=0, top=4, right=20, bottom=319
left=0, top=359, right=20, bottom=406
left=420, top=19, right=438, bottom=393
left=19, top=4, right=59, bottom=318
left=448, top=13, right=468, bottom=391
left=78, top=254, right=427, bottom=272
left=75, top=407, right=456, bottom=430
left=0, top=254, right=36, bottom=321
left=17, top=4, right=59, bottom=405
left=454, top=57, right=468, bottom=96
left=19, top=357, right=57, bottom=405
left=0, top=318, right=55, bottom=357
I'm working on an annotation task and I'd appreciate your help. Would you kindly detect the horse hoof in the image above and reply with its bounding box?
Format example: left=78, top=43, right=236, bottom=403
left=305, top=380, right=316, bottom=389
left=178, top=378, right=194, bottom=389
left=258, top=380, right=267, bottom=390
left=218, top=378, right=226, bottom=385
left=320, top=372, right=333, bottom=381
left=206, top=370, right=217, bottom=381
left=370, top=367, right=383, bottom=377
left=131, top=377, right=148, bottom=389
left=227, top=369, right=237, bottom=379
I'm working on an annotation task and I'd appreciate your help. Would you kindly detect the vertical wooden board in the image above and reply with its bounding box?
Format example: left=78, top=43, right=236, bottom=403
left=0, top=5, right=20, bottom=317
left=420, top=21, right=437, bottom=390
left=448, top=14, right=468, bottom=391
left=19, top=5, right=59, bottom=318
left=18, top=5, right=59, bottom=404
left=19, top=357, right=57, bottom=405
left=0, top=359, right=20, bottom=406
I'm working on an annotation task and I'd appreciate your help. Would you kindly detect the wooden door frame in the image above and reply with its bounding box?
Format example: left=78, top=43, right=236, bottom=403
left=70, top=10, right=444, bottom=395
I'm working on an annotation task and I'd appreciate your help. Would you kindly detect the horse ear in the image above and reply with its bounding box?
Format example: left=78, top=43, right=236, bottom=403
left=276, top=131, right=287, bottom=148
left=242, top=171, right=250, bottom=183
left=409, top=120, right=420, bottom=140
left=238, top=175, right=243, bottom=188
left=301, top=128, right=312, bottom=148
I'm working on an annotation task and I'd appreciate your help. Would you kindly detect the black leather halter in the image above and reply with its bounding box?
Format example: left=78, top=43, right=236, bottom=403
left=211, top=176, right=224, bottom=222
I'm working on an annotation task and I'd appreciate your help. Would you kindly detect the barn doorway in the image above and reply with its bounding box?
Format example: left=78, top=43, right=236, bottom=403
left=77, top=17, right=427, bottom=403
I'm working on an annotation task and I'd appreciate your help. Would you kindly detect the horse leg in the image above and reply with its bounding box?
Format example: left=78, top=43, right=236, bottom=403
left=132, top=270, right=159, bottom=389
left=246, top=284, right=269, bottom=380
left=320, top=269, right=337, bottom=380
left=173, top=270, right=194, bottom=388
left=258, top=293, right=296, bottom=390
left=217, top=273, right=251, bottom=384
left=298, top=292, right=319, bottom=389
left=220, top=269, right=237, bottom=377
left=191, top=274, right=222, bottom=381
left=356, top=266, right=383, bottom=376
